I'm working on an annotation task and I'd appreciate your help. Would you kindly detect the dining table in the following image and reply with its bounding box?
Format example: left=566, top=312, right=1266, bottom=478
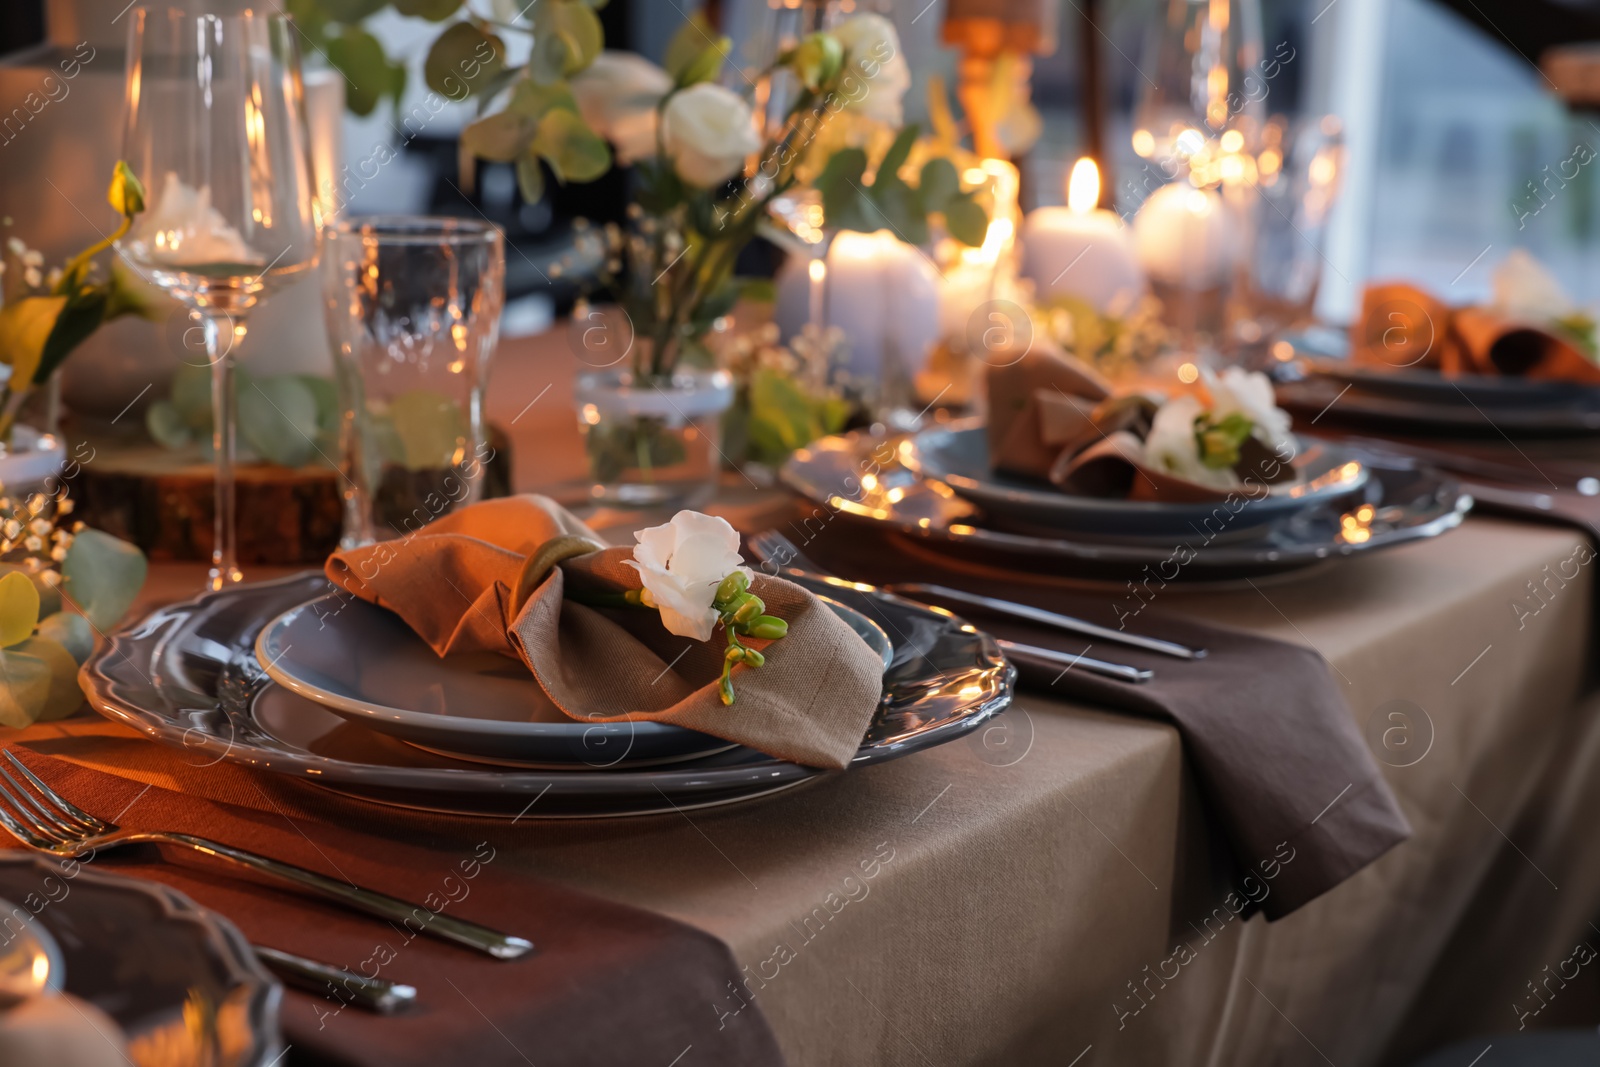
left=5, top=327, right=1598, bottom=1067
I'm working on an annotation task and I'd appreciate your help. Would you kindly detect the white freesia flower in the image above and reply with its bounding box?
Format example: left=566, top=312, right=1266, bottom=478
left=662, top=83, right=761, bottom=187
left=1206, top=367, right=1296, bottom=460
left=570, top=51, right=674, bottom=166
left=624, top=510, right=752, bottom=642
left=1144, top=395, right=1235, bottom=489
left=833, top=13, right=912, bottom=126
left=1491, top=248, right=1580, bottom=324
left=129, top=172, right=261, bottom=267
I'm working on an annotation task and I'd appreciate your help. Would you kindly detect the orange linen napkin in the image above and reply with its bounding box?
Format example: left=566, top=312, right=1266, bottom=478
left=326, top=496, right=885, bottom=769
left=1352, top=280, right=1600, bottom=383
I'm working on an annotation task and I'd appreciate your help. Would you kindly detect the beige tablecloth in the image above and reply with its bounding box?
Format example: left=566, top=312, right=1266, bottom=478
left=16, top=331, right=1598, bottom=1067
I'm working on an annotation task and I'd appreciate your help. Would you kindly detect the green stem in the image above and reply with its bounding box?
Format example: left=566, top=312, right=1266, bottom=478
left=55, top=215, right=131, bottom=296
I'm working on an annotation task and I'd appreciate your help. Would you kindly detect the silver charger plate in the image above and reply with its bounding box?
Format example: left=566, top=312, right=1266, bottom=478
left=904, top=418, right=1369, bottom=538
left=781, top=429, right=1471, bottom=581
left=0, top=855, right=281, bottom=1066
left=83, top=574, right=1012, bottom=819
left=252, top=592, right=893, bottom=769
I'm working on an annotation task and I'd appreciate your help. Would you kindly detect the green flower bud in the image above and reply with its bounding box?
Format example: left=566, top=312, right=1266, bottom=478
left=732, top=595, right=766, bottom=625
left=724, top=646, right=746, bottom=663
left=742, top=648, right=765, bottom=668
left=787, top=31, right=844, bottom=91
left=745, top=615, right=788, bottom=640
left=714, top=570, right=750, bottom=606
left=109, top=161, right=145, bottom=217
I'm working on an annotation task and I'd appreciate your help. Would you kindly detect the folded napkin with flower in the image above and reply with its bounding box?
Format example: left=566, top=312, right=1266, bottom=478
left=987, top=343, right=1299, bottom=502
left=326, top=496, right=884, bottom=769
left=1353, top=250, right=1600, bottom=383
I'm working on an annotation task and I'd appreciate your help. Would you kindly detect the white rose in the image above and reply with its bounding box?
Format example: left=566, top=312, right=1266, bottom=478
left=129, top=172, right=261, bottom=266
left=661, top=83, right=761, bottom=187
left=624, top=510, right=752, bottom=642
left=1205, top=367, right=1295, bottom=460
left=1143, top=395, right=1236, bottom=489
left=570, top=51, right=674, bottom=166
left=1491, top=248, right=1579, bottom=324
left=832, top=13, right=912, bottom=126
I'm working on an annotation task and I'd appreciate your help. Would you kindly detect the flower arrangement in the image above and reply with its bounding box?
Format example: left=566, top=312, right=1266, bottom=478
left=1036, top=293, right=1171, bottom=381
left=1143, top=368, right=1296, bottom=489
left=0, top=485, right=148, bottom=726
left=0, top=163, right=155, bottom=439
left=718, top=322, right=852, bottom=471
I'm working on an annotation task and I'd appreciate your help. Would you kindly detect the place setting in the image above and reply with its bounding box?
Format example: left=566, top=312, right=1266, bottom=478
left=4, top=0, right=1600, bottom=1063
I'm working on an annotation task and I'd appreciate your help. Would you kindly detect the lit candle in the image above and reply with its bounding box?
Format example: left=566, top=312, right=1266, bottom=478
left=1131, top=182, right=1238, bottom=290
left=808, top=257, right=826, bottom=329
left=822, top=229, right=942, bottom=382
left=1018, top=158, right=1144, bottom=313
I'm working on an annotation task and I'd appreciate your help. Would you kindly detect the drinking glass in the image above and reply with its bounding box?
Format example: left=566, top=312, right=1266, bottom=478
left=321, top=217, right=505, bottom=547
left=118, top=9, right=321, bottom=589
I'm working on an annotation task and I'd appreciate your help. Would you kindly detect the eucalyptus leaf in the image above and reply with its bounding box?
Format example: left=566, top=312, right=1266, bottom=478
left=145, top=399, right=192, bottom=449
left=388, top=390, right=466, bottom=471
left=325, top=28, right=395, bottom=117
left=676, top=38, right=729, bottom=87
left=508, top=79, right=579, bottom=120
left=876, top=124, right=919, bottom=184
left=172, top=364, right=213, bottom=429
left=9, top=637, right=82, bottom=721
left=516, top=156, right=547, bottom=203
left=552, top=1, right=604, bottom=73
left=317, top=0, right=386, bottom=21
left=664, top=13, right=717, bottom=81
left=240, top=375, right=320, bottom=468
left=393, top=0, right=463, bottom=21
left=0, top=565, right=60, bottom=620
left=945, top=195, right=989, bottom=247
left=919, top=157, right=960, bottom=212
left=527, top=30, right=571, bottom=86
left=0, top=571, right=39, bottom=649
left=461, top=110, right=539, bottom=163
left=37, top=612, right=92, bottom=666
left=532, top=108, right=612, bottom=182
left=297, top=375, right=341, bottom=435
left=61, top=529, right=148, bottom=631
left=867, top=175, right=928, bottom=245
left=0, top=647, right=53, bottom=728
left=817, top=148, right=872, bottom=233
left=424, top=22, right=505, bottom=97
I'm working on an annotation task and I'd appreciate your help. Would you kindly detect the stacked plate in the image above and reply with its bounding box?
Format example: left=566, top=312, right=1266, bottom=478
left=781, top=417, right=1471, bottom=582
left=84, top=573, right=1013, bottom=819
left=1272, top=331, right=1600, bottom=436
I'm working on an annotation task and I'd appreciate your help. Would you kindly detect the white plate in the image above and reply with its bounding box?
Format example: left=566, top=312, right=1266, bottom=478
left=255, top=592, right=892, bottom=769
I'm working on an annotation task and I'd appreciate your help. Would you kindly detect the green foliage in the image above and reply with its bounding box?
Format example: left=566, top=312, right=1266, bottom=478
left=61, top=530, right=148, bottom=632
left=424, top=22, right=505, bottom=97
left=392, top=0, right=461, bottom=20
left=0, top=572, right=39, bottom=649
left=530, top=108, right=612, bottom=183
left=664, top=13, right=727, bottom=86
left=1196, top=412, right=1256, bottom=470
left=147, top=367, right=341, bottom=468
left=726, top=368, right=850, bottom=468
left=584, top=416, right=688, bottom=485
left=387, top=389, right=467, bottom=471
left=812, top=126, right=991, bottom=246
left=325, top=27, right=406, bottom=117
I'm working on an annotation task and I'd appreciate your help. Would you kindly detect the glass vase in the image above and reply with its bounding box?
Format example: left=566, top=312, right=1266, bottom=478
left=575, top=368, right=734, bottom=509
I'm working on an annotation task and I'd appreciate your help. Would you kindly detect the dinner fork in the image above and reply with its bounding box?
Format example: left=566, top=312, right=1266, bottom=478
left=749, top=530, right=1203, bottom=662
left=748, top=530, right=1157, bottom=684
left=0, top=751, right=532, bottom=960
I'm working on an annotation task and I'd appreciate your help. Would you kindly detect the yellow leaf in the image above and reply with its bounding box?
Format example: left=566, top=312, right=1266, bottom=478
left=9, top=637, right=82, bottom=720
left=0, top=295, right=67, bottom=388
left=0, top=571, right=40, bottom=649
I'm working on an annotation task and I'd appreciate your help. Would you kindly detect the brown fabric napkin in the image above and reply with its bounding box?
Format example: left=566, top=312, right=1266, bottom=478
left=326, top=496, right=883, bottom=770
left=1352, top=280, right=1600, bottom=384
left=0, top=749, right=785, bottom=1067
left=790, top=522, right=1412, bottom=920
left=985, top=342, right=1114, bottom=481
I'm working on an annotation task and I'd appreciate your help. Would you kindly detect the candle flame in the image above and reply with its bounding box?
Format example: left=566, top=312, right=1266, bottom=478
left=808, top=259, right=826, bottom=283
left=1068, top=157, right=1100, bottom=215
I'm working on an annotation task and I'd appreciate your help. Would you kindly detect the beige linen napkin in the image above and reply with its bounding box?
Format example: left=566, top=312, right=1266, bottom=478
left=326, top=496, right=884, bottom=769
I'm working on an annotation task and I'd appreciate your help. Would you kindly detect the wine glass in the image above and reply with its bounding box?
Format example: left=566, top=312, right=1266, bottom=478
left=118, top=8, right=321, bottom=589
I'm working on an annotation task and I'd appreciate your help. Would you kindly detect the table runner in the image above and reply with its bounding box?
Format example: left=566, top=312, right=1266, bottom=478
left=790, top=521, right=1412, bottom=920
left=0, top=749, right=785, bottom=1067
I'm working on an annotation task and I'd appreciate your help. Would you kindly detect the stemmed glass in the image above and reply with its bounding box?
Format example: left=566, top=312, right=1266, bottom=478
left=118, top=8, right=321, bottom=589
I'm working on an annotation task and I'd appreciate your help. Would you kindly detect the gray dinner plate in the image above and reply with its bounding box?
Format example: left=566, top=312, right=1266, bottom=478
left=253, top=592, right=892, bottom=768
left=782, top=429, right=1471, bottom=581
left=905, top=418, right=1369, bottom=537
left=83, top=573, right=1011, bottom=819
left=0, top=856, right=280, bottom=1066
